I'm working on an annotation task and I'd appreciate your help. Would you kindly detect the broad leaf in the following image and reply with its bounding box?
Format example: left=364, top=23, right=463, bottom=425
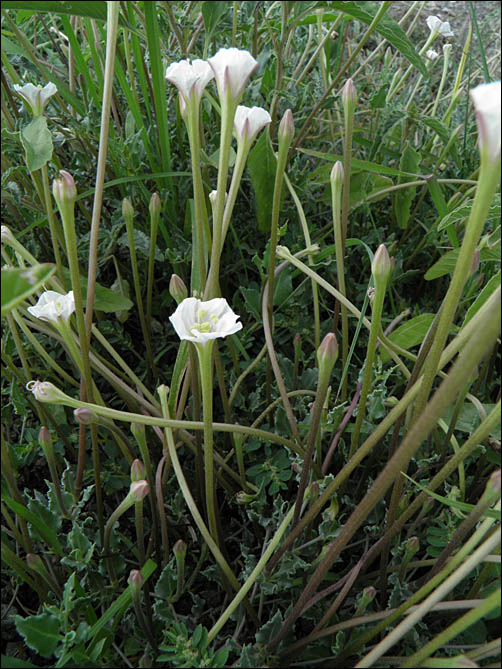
left=1, top=264, right=56, bottom=317
left=14, top=613, right=61, bottom=658
left=248, top=131, right=277, bottom=233
left=463, top=271, right=501, bottom=325
left=20, top=116, right=53, bottom=172
left=381, top=313, right=435, bottom=363
left=425, top=247, right=500, bottom=280
left=394, top=143, right=421, bottom=229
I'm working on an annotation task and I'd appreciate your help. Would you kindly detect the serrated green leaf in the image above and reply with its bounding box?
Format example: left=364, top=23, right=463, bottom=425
left=437, top=194, right=501, bottom=232
left=14, top=613, right=62, bottom=658
left=1, top=264, right=56, bottom=317
left=248, top=131, right=277, bottom=233
left=20, top=116, right=53, bottom=172
left=3, top=495, right=64, bottom=555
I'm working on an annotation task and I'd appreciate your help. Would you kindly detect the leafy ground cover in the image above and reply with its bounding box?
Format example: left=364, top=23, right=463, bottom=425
left=1, top=2, right=501, bottom=667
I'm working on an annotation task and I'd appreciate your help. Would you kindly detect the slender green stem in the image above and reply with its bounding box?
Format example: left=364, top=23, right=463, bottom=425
left=146, top=196, right=160, bottom=335
left=195, top=342, right=219, bottom=544
left=40, top=164, right=66, bottom=286
left=350, top=285, right=387, bottom=456
left=331, top=169, right=348, bottom=400
left=124, top=207, right=155, bottom=374
left=412, top=155, right=501, bottom=423
left=207, top=503, right=295, bottom=643
left=204, top=98, right=237, bottom=299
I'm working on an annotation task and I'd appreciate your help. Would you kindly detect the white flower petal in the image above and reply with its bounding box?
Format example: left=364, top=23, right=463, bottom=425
left=165, top=59, right=213, bottom=106
left=426, top=15, right=454, bottom=38
left=169, top=297, right=242, bottom=346
left=27, top=290, right=75, bottom=324
left=234, top=105, right=271, bottom=144
left=13, top=82, right=57, bottom=115
left=470, top=81, right=501, bottom=163
left=208, top=48, right=258, bottom=102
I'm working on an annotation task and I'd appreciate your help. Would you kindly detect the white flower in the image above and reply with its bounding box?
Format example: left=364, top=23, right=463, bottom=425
left=470, top=81, right=501, bottom=164
left=27, top=290, right=75, bottom=324
left=169, top=297, right=242, bottom=345
left=426, top=16, right=454, bottom=38
left=234, top=105, right=271, bottom=145
left=426, top=49, right=439, bottom=61
left=208, top=48, right=258, bottom=103
left=13, top=82, right=58, bottom=116
left=165, top=59, right=214, bottom=107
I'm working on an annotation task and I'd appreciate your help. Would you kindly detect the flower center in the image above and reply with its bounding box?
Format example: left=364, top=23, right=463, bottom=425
left=190, top=309, right=219, bottom=336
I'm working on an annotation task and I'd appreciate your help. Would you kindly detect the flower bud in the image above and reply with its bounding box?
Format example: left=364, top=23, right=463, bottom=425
left=470, top=81, right=501, bottom=165
left=355, top=586, right=376, bottom=616
left=173, top=539, right=187, bottom=561
left=129, top=480, right=149, bottom=502
left=26, top=380, right=69, bottom=405
left=128, top=569, right=144, bottom=592
left=426, top=49, right=439, bottom=61
left=38, top=426, right=52, bottom=448
left=469, top=249, right=480, bottom=276
left=26, top=553, right=45, bottom=572
left=278, top=109, right=294, bottom=148
left=371, top=244, right=392, bottom=289
left=139, top=654, right=152, bottom=669
left=1, top=225, right=15, bottom=245
left=169, top=274, right=188, bottom=304
left=488, top=468, right=501, bottom=494
left=53, top=171, right=77, bottom=214
left=149, top=192, right=161, bottom=218
left=122, top=198, right=134, bottom=221
left=405, top=536, right=420, bottom=560
left=330, top=161, right=344, bottom=186
left=74, top=407, right=98, bottom=424
left=341, top=78, right=357, bottom=113
left=317, top=333, right=338, bottom=385
left=131, top=459, right=146, bottom=482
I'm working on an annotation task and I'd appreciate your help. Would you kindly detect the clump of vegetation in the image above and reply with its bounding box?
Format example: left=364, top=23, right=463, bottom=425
left=1, top=2, right=500, bottom=668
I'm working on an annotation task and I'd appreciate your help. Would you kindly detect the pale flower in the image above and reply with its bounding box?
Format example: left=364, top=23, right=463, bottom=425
left=169, top=297, right=242, bottom=345
left=208, top=48, right=258, bottom=103
left=26, top=380, right=68, bottom=404
left=27, top=290, right=75, bottom=324
left=233, top=105, right=271, bottom=145
left=426, top=15, right=454, bottom=38
left=13, top=82, right=57, bottom=116
left=426, top=49, right=439, bottom=61
left=165, top=59, right=214, bottom=107
left=470, top=81, right=501, bottom=164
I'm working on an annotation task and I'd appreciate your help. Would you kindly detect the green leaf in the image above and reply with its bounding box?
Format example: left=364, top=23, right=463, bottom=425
left=381, top=314, right=435, bottom=363
left=427, top=177, right=448, bottom=219
left=2, top=1, right=134, bottom=29
left=463, top=271, right=501, bottom=325
left=394, top=143, right=421, bottom=229
left=425, top=247, right=499, bottom=280
left=0, top=657, right=39, bottom=669
left=201, top=1, right=229, bottom=38
left=1, top=264, right=56, bottom=318
left=14, top=613, right=62, bottom=658
left=297, top=2, right=428, bottom=77
left=437, top=194, right=501, bottom=232
left=402, top=473, right=501, bottom=520
left=20, top=116, right=53, bottom=172
left=302, top=148, right=417, bottom=179
left=248, top=132, right=277, bottom=233
left=3, top=495, right=64, bottom=555
left=61, top=268, right=133, bottom=313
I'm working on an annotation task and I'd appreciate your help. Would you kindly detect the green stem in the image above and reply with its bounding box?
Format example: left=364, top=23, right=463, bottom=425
left=331, top=170, right=348, bottom=400
left=412, top=155, right=501, bottom=423
left=195, top=342, right=219, bottom=544
left=204, top=98, right=236, bottom=299
left=40, top=164, right=66, bottom=286
left=146, top=198, right=160, bottom=335
left=350, top=284, right=387, bottom=456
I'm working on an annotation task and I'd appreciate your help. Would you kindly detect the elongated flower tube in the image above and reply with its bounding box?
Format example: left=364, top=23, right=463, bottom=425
left=208, top=48, right=258, bottom=105
left=27, top=290, right=75, bottom=324
left=13, top=82, right=57, bottom=116
left=165, top=59, right=214, bottom=109
left=27, top=380, right=71, bottom=405
left=426, top=15, right=454, bottom=38
left=169, top=297, right=242, bottom=346
left=470, top=81, right=501, bottom=165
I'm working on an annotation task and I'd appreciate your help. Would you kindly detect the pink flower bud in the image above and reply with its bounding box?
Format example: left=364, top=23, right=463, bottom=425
left=169, top=274, right=188, bottom=304
left=371, top=244, right=392, bottom=288
left=38, top=426, right=52, bottom=448
left=317, top=333, right=338, bottom=382
left=129, top=480, right=149, bottom=502
left=26, top=380, right=69, bottom=405
left=128, top=569, right=144, bottom=591
left=149, top=192, right=161, bottom=217
left=74, top=407, right=98, bottom=424
left=131, top=459, right=146, bottom=482
left=26, top=553, right=45, bottom=571
left=342, top=78, right=357, bottom=112
left=330, top=161, right=344, bottom=186
left=122, top=198, right=134, bottom=220
left=53, top=171, right=77, bottom=209
left=173, top=539, right=187, bottom=561
left=278, top=109, right=294, bottom=147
